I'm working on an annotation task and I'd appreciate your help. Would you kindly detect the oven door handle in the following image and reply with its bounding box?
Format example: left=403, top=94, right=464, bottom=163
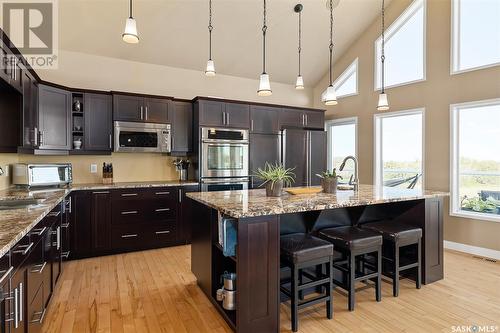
left=202, top=139, right=249, bottom=145
left=201, top=178, right=249, bottom=184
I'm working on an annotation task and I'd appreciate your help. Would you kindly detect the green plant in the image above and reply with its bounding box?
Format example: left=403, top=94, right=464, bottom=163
left=316, top=168, right=343, bottom=180
left=461, top=195, right=499, bottom=213
left=254, top=162, right=295, bottom=189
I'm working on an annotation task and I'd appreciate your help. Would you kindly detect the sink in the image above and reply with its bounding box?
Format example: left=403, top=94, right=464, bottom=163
left=0, top=198, right=46, bottom=210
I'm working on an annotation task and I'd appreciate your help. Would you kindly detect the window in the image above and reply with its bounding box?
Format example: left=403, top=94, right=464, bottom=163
left=374, top=109, right=424, bottom=190
left=374, top=0, right=426, bottom=90
left=451, top=99, right=500, bottom=222
left=320, top=59, right=358, bottom=101
left=325, top=117, right=357, bottom=180
left=452, top=0, right=500, bottom=73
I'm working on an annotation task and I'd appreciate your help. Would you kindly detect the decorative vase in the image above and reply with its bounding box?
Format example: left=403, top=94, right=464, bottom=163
left=321, top=178, right=337, bottom=194
left=73, top=140, right=82, bottom=150
left=265, top=180, right=283, bottom=197
left=73, top=100, right=81, bottom=112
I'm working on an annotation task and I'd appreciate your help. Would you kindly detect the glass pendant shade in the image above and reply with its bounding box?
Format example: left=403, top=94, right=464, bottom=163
left=257, top=73, right=272, bottom=96
left=377, top=92, right=389, bottom=111
left=122, top=18, right=139, bottom=44
left=295, top=75, right=304, bottom=90
left=205, top=60, right=216, bottom=76
left=324, top=85, right=337, bottom=106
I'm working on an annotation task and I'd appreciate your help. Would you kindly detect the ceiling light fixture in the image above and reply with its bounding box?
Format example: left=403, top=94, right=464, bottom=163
left=258, top=0, right=272, bottom=96
left=377, top=0, right=389, bottom=111
left=294, top=4, right=304, bottom=90
left=323, top=0, right=337, bottom=106
left=205, top=0, right=216, bottom=76
left=122, top=0, right=139, bottom=44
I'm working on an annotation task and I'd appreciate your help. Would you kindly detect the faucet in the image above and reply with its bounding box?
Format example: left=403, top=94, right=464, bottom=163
left=339, top=156, right=359, bottom=192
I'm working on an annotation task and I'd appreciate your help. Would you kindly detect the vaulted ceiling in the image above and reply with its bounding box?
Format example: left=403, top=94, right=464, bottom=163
left=58, top=0, right=391, bottom=86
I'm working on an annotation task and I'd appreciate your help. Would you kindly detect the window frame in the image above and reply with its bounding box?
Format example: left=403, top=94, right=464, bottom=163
left=374, top=0, right=427, bottom=91
left=450, top=98, right=500, bottom=223
left=325, top=117, right=358, bottom=172
left=450, top=0, right=500, bottom=75
left=373, top=108, right=426, bottom=189
left=333, top=58, right=359, bottom=99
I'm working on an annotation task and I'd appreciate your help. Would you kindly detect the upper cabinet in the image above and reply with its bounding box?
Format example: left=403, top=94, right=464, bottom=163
left=38, top=84, right=72, bottom=150
left=280, top=108, right=324, bottom=130
left=21, top=69, right=38, bottom=149
left=0, top=40, right=23, bottom=92
left=84, top=93, right=113, bottom=152
left=170, top=100, right=193, bottom=154
left=250, top=105, right=280, bottom=134
left=196, top=99, right=250, bottom=129
left=113, top=93, right=170, bottom=124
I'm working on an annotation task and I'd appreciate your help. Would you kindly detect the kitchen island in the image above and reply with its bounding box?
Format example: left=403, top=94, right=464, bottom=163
left=187, top=185, right=449, bottom=333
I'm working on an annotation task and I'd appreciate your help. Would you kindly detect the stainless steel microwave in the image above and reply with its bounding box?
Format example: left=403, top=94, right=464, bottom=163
left=114, top=121, right=171, bottom=153
left=12, top=163, right=73, bottom=187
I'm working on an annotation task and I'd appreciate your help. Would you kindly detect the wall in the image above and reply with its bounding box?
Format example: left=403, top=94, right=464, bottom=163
left=313, top=0, right=500, bottom=251
left=0, top=154, right=18, bottom=190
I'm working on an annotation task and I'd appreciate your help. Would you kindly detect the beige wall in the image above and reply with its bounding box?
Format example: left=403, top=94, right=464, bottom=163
left=0, top=154, right=19, bottom=190
left=313, top=0, right=500, bottom=251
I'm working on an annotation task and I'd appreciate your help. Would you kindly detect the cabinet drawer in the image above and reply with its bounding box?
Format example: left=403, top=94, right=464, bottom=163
left=112, top=205, right=145, bottom=225
left=111, top=226, right=144, bottom=250
left=111, top=189, right=149, bottom=201
left=144, top=221, right=178, bottom=247
left=11, top=234, right=34, bottom=270
left=27, top=240, right=45, bottom=306
left=28, top=282, right=46, bottom=333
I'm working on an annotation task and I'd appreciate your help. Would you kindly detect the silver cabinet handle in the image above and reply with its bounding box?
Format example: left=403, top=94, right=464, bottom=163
left=145, top=106, right=148, bottom=120
left=0, top=266, right=13, bottom=284
left=121, top=193, right=138, bottom=197
left=92, top=191, right=110, bottom=194
left=39, top=130, right=44, bottom=146
left=56, top=226, right=61, bottom=250
left=68, top=196, right=72, bottom=213
left=121, top=234, right=138, bottom=238
left=33, top=127, right=38, bottom=146
left=31, top=227, right=47, bottom=236
left=305, top=114, right=308, bottom=126
left=178, top=189, right=182, bottom=203
left=31, top=261, right=47, bottom=274
left=251, top=119, right=254, bottom=132
left=155, top=230, right=170, bottom=235
left=14, top=287, right=19, bottom=328
left=222, top=112, right=225, bottom=125
left=62, top=251, right=70, bottom=259
left=140, top=106, right=144, bottom=120
left=155, top=208, right=170, bottom=212
left=30, top=308, right=46, bottom=324
left=109, top=134, right=112, bottom=149
left=19, top=282, right=23, bottom=323
left=121, top=210, right=138, bottom=215
left=155, top=191, right=170, bottom=195
left=48, top=211, right=61, bottom=217
left=13, top=242, right=33, bottom=255
left=61, top=222, right=70, bottom=228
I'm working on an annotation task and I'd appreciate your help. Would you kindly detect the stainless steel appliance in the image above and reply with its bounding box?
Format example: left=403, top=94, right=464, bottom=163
left=282, top=129, right=326, bottom=186
left=114, top=121, right=171, bottom=153
left=12, top=163, right=73, bottom=188
left=200, top=127, right=249, bottom=178
left=200, top=177, right=249, bottom=192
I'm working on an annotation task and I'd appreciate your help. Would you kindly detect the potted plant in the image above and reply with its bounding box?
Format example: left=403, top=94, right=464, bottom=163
left=316, top=169, right=342, bottom=194
left=461, top=196, right=500, bottom=214
left=254, top=162, right=295, bottom=197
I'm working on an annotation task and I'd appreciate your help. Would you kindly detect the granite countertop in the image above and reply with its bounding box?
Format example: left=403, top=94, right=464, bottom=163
left=187, top=184, right=449, bottom=219
left=0, top=180, right=199, bottom=257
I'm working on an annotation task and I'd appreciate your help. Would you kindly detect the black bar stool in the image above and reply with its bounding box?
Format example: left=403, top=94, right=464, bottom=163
left=280, top=233, right=334, bottom=332
left=317, top=226, right=383, bottom=311
left=361, top=221, right=422, bottom=296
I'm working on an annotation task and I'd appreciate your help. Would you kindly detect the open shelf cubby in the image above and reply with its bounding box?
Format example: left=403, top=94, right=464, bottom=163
left=71, top=92, right=84, bottom=151
left=211, top=242, right=237, bottom=330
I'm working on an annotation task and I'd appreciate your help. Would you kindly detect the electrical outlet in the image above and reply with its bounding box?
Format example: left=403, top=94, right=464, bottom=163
left=0, top=165, right=8, bottom=177
left=90, top=164, right=97, bottom=173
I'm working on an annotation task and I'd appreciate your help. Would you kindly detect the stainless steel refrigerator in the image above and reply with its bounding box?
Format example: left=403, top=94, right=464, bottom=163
left=281, top=129, right=327, bottom=187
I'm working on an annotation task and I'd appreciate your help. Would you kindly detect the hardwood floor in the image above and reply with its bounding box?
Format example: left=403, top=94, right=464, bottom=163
left=41, top=246, right=500, bottom=333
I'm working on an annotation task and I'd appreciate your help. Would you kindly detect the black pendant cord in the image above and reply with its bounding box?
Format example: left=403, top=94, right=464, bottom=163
left=328, top=0, right=333, bottom=85
left=298, top=10, right=302, bottom=76
left=262, top=0, right=267, bottom=74
left=208, top=0, right=213, bottom=60
left=129, top=0, right=133, bottom=18
left=381, top=0, right=386, bottom=94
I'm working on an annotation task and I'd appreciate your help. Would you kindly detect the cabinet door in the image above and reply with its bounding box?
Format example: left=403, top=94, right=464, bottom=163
left=225, top=102, right=250, bottom=129
left=280, top=108, right=304, bottom=128
left=84, top=93, right=112, bottom=151
left=198, top=100, right=225, bottom=127
left=309, top=131, right=327, bottom=186
left=70, top=191, right=92, bottom=258
left=305, top=111, right=325, bottom=129
left=10, top=56, right=23, bottom=92
left=179, top=185, right=200, bottom=244
left=250, top=105, right=280, bottom=134
left=38, top=85, right=71, bottom=150
left=144, top=98, right=169, bottom=123
left=21, top=70, right=38, bottom=148
left=91, top=191, right=111, bottom=254
left=0, top=43, right=10, bottom=82
left=113, top=94, right=143, bottom=122
left=10, top=268, right=26, bottom=333
left=51, top=216, right=62, bottom=287
left=171, top=101, right=192, bottom=153
left=249, top=134, right=281, bottom=188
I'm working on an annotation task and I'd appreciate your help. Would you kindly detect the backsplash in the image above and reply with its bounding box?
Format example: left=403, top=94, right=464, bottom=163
left=0, top=153, right=185, bottom=189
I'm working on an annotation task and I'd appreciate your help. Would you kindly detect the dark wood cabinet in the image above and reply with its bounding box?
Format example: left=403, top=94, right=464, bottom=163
left=70, top=191, right=92, bottom=258
left=10, top=267, right=26, bottom=333
left=304, top=110, right=325, bottom=129
left=179, top=185, right=201, bottom=243
left=0, top=41, right=22, bottom=92
left=21, top=70, right=38, bottom=148
left=197, top=99, right=250, bottom=129
left=84, top=93, right=112, bottom=151
left=113, top=94, right=170, bottom=124
left=170, top=100, right=193, bottom=153
left=38, top=84, right=71, bottom=150
left=250, top=105, right=280, bottom=134
left=225, top=102, right=250, bottom=128
left=280, top=108, right=325, bottom=129
left=249, top=134, right=280, bottom=188
left=91, top=191, right=111, bottom=253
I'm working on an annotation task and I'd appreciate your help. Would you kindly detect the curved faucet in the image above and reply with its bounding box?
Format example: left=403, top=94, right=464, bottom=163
left=339, top=156, right=359, bottom=192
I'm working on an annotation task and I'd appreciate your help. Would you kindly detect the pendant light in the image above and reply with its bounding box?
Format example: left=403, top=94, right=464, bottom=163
left=205, top=0, right=216, bottom=76
left=377, top=0, right=390, bottom=111
left=122, top=0, right=139, bottom=44
left=258, top=0, right=272, bottom=96
left=323, top=0, right=337, bottom=106
left=294, top=4, right=304, bottom=90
